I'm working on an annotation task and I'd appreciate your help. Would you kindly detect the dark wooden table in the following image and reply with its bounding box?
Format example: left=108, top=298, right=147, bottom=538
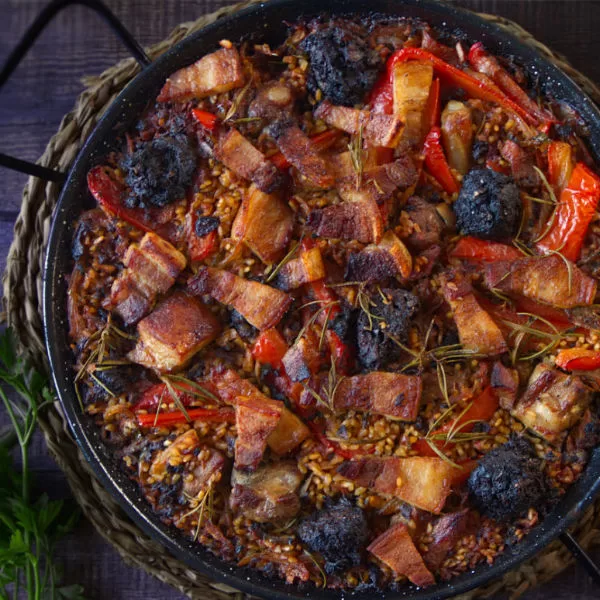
left=1, top=1, right=600, bottom=598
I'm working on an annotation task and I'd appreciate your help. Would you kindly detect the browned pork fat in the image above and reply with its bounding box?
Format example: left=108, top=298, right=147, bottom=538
left=267, top=121, right=334, bottom=188
left=188, top=267, right=291, bottom=330
left=231, top=184, right=294, bottom=264
left=423, top=510, right=470, bottom=571
left=216, top=129, right=284, bottom=193
left=314, top=101, right=404, bottom=148
left=157, top=47, right=244, bottom=101
left=484, top=254, right=597, bottom=308
left=248, top=81, right=296, bottom=119
left=441, top=274, right=507, bottom=356
left=235, top=395, right=283, bottom=470
left=491, top=361, right=520, bottom=410
left=368, top=523, right=435, bottom=587
left=281, top=333, right=323, bottom=382
left=109, top=232, right=187, bottom=325
left=338, top=456, right=455, bottom=513
left=333, top=372, right=422, bottom=421
left=403, top=197, right=445, bottom=251
left=275, top=245, right=326, bottom=291
left=500, top=139, right=540, bottom=188
left=230, top=462, right=303, bottom=522
left=128, top=292, right=221, bottom=372
left=511, top=363, right=592, bottom=444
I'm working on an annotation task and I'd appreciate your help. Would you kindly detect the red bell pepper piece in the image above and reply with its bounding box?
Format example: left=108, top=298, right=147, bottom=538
left=87, top=166, right=153, bottom=233
left=387, top=47, right=536, bottom=125
left=269, top=129, right=340, bottom=170
left=189, top=229, right=219, bottom=262
left=450, top=460, right=478, bottom=486
left=555, top=348, right=600, bottom=371
left=424, top=77, right=441, bottom=129
left=547, top=140, right=573, bottom=195
left=252, top=328, right=289, bottom=369
left=536, top=162, right=600, bottom=261
left=307, top=279, right=342, bottom=319
left=512, top=296, right=572, bottom=329
left=450, top=237, right=522, bottom=262
left=136, top=407, right=235, bottom=428
left=192, top=108, right=219, bottom=130
left=423, top=127, right=459, bottom=194
left=467, top=42, right=553, bottom=126
left=369, top=69, right=394, bottom=114
left=413, top=386, right=499, bottom=458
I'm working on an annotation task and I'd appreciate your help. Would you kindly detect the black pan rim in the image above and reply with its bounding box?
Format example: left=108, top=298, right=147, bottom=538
left=42, top=1, right=600, bottom=598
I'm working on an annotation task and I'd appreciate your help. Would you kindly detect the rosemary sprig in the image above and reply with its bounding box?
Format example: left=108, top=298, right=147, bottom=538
left=348, top=122, right=364, bottom=190
left=304, top=550, right=327, bottom=588
left=160, top=376, right=192, bottom=423
left=223, top=77, right=253, bottom=122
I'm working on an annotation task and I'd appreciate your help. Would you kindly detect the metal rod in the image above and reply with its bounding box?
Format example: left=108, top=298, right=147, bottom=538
left=560, top=531, right=600, bottom=586
left=0, top=0, right=151, bottom=182
left=0, top=153, right=66, bottom=183
left=0, top=0, right=150, bottom=90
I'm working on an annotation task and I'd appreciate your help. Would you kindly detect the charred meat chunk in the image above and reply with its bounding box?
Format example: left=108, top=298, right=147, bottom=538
left=297, top=497, right=368, bottom=573
left=300, top=26, right=382, bottom=107
left=453, top=168, right=520, bottom=241
left=468, top=437, right=549, bottom=522
left=357, top=289, right=420, bottom=370
left=230, top=309, right=258, bottom=343
left=122, top=136, right=196, bottom=208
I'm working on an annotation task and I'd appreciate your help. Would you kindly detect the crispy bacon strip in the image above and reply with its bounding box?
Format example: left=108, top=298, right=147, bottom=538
left=484, top=254, right=597, bottom=309
left=268, top=121, right=334, bottom=188
left=157, top=47, right=244, bottom=102
left=368, top=523, right=435, bottom=587
left=231, top=184, right=293, bottom=264
left=441, top=274, right=507, bottom=356
left=338, top=456, right=454, bottom=513
left=216, top=129, right=283, bottom=193
left=333, top=372, right=422, bottom=421
left=314, top=101, right=404, bottom=148
left=109, top=232, right=187, bottom=325
left=188, top=267, right=291, bottom=330
left=128, top=292, right=221, bottom=372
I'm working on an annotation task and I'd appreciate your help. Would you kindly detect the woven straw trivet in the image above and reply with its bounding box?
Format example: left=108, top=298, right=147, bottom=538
left=3, top=3, right=600, bottom=599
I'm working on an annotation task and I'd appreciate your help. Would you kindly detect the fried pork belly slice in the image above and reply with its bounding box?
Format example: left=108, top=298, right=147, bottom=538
left=314, top=101, right=404, bottom=148
left=511, top=363, right=592, bottom=444
left=392, top=60, right=434, bottom=146
left=346, top=230, right=412, bottom=282
left=368, top=523, right=435, bottom=588
left=491, top=361, right=519, bottom=410
left=231, top=184, right=293, bottom=264
left=109, top=232, right=187, bottom=325
left=281, top=333, right=322, bottom=382
left=333, top=372, right=422, bottom=421
left=212, top=369, right=309, bottom=454
left=422, top=510, right=470, bottom=571
left=128, top=292, right=221, bottom=372
left=146, top=429, right=226, bottom=498
left=275, top=245, right=325, bottom=291
left=157, top=47, right=244, bottom=102
left=234, top=395, right=283, bottom=471
left=267, top=121, right=334, bottom=188
left=441, top=274, right=507, bottom=356
left=188, top=267, right=291, bottom=330
left=230, top=461, right=303, bottom=522
left=216, top=129, right=283, bottom=194
left=338, top=456, right=454, bottom=514
left=484, top=254, right=597, bottom=309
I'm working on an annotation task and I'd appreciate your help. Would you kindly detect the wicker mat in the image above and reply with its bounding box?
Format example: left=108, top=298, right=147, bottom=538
left=3, top=3, right=600, bottom=599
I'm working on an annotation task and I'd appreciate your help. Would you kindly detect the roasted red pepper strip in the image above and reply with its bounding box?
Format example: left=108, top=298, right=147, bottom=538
left=269, top=129, right=340, bottom=170
left=547, top=140, right=573, bottom=195
left=424, top=77, right=441, bottom=129
left=252, top=328, right=289, bottom=369
left=307, top=279, right=342, bottom=319
left=467, top=42, right=553, bottom=126
left=189, top=229, right=219, bottom=262
left=87, top=166, right=153, bottom=233
left=555, top=348, right=600, bottom=371
left=191, top=108, right=219, bottom=130
left=136, top=407, right=235, bottom=428
left=413, top=386, right=499, bottom=458
left=308, top=422, right=375, bottom=460
left=449, top=236, right=522, bottom=262
left=423, top=127, right=459, bottom=194
left=387, top=47, right=534, bottom=125
left=536, top=162, right=600, bottom=261
left=512, top=296, right=572, bottom=329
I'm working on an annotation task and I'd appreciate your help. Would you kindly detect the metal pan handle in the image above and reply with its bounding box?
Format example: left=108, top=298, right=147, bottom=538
left=0, top=0, right=151, bottom=183
left=560, top=531, right=600, bottom=585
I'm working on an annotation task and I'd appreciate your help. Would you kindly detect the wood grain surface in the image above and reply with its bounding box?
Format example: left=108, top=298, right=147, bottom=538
left=1, top=1, right=600, bottom=598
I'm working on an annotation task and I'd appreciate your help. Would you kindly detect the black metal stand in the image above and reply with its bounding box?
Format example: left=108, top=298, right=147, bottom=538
left=0, top=0, right=151, bottom=183
left=560, top=531, right=600, bottom=585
